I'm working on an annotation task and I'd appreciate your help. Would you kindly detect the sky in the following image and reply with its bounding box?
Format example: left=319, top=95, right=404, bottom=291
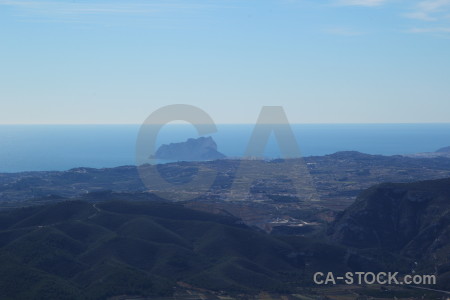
left=1, top=0, right=450, bottom=124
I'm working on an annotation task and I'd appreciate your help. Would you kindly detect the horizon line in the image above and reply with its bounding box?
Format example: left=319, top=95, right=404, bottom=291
left=1, top=122, right=450, bottom=126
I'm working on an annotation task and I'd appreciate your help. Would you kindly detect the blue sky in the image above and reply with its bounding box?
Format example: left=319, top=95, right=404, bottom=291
left=1, top=0, right=450, bottom=124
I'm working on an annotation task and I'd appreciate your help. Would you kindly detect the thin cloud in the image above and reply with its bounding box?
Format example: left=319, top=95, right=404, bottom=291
left=403, top=11, right=437, bottom=21
left=417, top=0, right=450, bottom=11
left=335, top=0, right=388, bottom=7
left=409, top=26, right=450, bottom=32
left=0, top=0, right=216, bottom=17
left=405, top=0, right=450, bottom=21
left=403, top=0, right=450, bottom=36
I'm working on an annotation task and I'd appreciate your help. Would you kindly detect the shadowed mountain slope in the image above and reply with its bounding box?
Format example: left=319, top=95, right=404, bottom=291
left=328, top=178, right=450, bottom=289
left=0, top=199, right=362, bottom=299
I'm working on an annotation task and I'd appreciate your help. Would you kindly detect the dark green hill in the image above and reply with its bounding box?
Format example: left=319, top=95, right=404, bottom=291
left=2, top=177, right=450, bottom=299
left=0, top=198, right=360, bottom=299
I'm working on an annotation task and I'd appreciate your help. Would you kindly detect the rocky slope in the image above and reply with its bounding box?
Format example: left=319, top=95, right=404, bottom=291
left=328, top=178, right=450, bottom=289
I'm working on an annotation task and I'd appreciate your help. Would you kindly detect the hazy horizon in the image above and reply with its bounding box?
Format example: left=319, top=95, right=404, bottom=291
left=1, top=123, right=450, bottom=172
left=1, top=122, right=450, bottom=125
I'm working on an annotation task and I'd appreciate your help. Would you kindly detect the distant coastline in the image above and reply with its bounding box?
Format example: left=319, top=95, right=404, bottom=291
left=1, top=123, right=450, bottom=172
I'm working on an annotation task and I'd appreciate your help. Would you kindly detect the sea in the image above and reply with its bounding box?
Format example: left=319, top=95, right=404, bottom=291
left=1, top=123, right=450, bottom=173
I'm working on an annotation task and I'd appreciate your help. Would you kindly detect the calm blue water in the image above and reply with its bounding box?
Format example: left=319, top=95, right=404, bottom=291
left=1, top=124, right=450, bottom=172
